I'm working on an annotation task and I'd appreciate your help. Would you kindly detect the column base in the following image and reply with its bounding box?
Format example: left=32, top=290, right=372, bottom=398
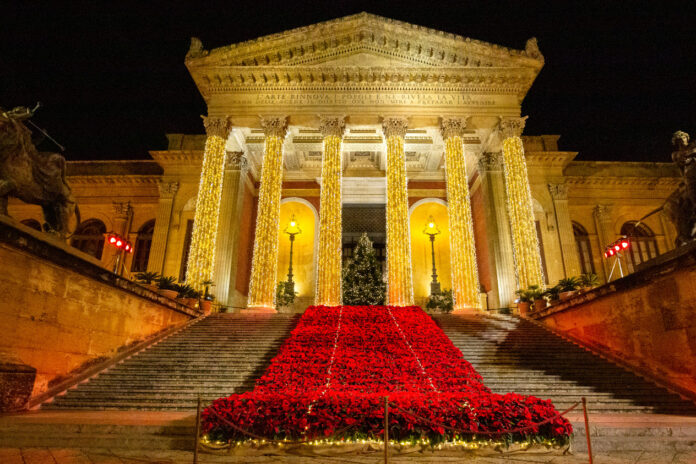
left=241, top=306, right=276, bottom=314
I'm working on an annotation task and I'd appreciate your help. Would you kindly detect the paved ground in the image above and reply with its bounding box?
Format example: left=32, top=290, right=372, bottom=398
left=2, top=448, right=696, bottom=463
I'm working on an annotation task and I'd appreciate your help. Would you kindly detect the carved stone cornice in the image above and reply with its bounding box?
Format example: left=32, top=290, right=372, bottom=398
left=158, top=180, right=179, bottom=199
left=477, top=152, right=503, bottom=172
left=565, top=176, right=681, bottom=188
left=68, top=175, right=161, bottom=186
left=440, top=117, right=468, bottom=139
left=226, top=151, right=247, bottom=170
left=381, top=117, right=409, bottom=138
left=499, top=116, right=528, bottom=139
left=202, top=116, right=232, bottom=139
left=260, top=116, right=288, bottom=138
left=318, top=116, right=346, bottom=138
left=548, top=182, right=568, bottom=200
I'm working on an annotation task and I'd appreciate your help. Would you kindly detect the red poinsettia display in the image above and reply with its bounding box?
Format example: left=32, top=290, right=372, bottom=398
left=202, top=305, right=572, bottom=444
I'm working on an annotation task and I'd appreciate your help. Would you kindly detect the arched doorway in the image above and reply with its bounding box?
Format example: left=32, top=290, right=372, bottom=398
left=573, top=222, right=595, bottom=275
left=71, top=219, right=106, bottom=260
left=277, top=199, right=317, bottom=300
left=131, top=219, right=155, bottom=273
left=409, top=199, right=451, bottom=305
left=621, top=221, right=659, bottom=271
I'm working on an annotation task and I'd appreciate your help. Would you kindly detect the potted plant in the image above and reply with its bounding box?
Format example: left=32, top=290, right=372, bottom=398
left=515, top=288, right=533, bottom=316
left=175, top=283, right=198, bottom=307
left=528, top=285, right=547, bottom=312
left=425, top=289, right=454, bottom=313
left=156, top=276, right=178, bottom=299
left=544, top=285, right=562, bottom=306
left=275, top=281, right=296, bottom=312
left=579, top=272, right=599, bottom=291
left=200, top=280, right=215, bottom=315
left=135, top=271, right=160, bottom=292
left=557, top=276, right=581, bottom=300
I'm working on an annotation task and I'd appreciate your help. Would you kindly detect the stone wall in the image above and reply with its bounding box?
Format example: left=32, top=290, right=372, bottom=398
left=531, top=242, right=696, bottom=397
left=0, top=216, right=199, bottom=401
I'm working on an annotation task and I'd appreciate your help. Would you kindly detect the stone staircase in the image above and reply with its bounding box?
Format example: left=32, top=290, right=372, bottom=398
left=42, top=313, right=299, bottom=411
left=434, top=312, right=696, bottom=453
left=433, top=313, right=696, bottom=414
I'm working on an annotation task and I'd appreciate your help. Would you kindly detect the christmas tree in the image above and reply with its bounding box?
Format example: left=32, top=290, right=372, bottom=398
left=342, top=233, right=386, bottom=305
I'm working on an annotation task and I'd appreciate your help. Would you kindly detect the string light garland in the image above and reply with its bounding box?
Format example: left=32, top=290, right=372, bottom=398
left=248, top=116, right=288, bottom=309
left=441, top=118, right=481, bottom=310
left=186, top=116, right=231, bottom=292
left=383, top=117, right=414, bottom=306
left=315, top=117, right=345, bottom=306
left=500, top=117, right=544, bottom=290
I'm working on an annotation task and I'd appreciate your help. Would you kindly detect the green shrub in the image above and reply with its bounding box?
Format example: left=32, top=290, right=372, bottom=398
left=275, top=282, right=296, bottom=309
left=425, top=289, right=454, bottom=313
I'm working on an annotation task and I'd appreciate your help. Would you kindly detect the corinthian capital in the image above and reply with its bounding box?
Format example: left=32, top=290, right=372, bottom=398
left=499, top=116, right=528, bottom=139
left=477, top=152, right=503, bottom=172
left=381, top=116, right=408, bottom=139
left=260, top=116, right=288, bottom=138
left=201, top=116, right=232, bottom=139
left=158, top=180, right=179, bottom=199
left=439, top=117, right=468, bottom=139
left=226, top=151, right=247, bottom=170
left=318, top=116, right=346, bottom=138
left=548, top=182, right=568, bottom=200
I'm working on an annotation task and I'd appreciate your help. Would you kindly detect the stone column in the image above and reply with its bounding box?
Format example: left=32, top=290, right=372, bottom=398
left=213, top=152, right=248, bottom=307
left=382, top=117, right=414, bottom=306
left=499, top=116, right=544, bottom=290
left=186, top=116, right=232, bottom=292
left=548, top=182, right=582, bottom=277
left=477, top=152, right=516, bottom=308
left=593, top=204, right=614, bottom=280
left=440, top=117, right=480, bottom=310
left=315, top=116, right=345, bottom=306
left=247, top=116, right=288, bottom=311
left=147, top=181, right=179, bottom=274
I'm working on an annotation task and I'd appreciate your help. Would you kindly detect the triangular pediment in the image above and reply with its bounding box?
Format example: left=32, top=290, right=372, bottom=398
left=186, top=12, right=544, bottom=70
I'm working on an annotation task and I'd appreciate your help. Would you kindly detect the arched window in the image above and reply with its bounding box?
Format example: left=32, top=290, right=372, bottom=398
left=131, top=219, right=155, bottom=273
left=71, top=219, right=106, bottom=260
left=620, top=221, right=659, bottom=270
left=21, top=219, right=42, bottom=231
left=573, top=222, right=595, bottom=274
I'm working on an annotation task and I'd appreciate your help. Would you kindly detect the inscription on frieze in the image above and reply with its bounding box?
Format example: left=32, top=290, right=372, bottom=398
left=228, top=93, right=497, bottom=107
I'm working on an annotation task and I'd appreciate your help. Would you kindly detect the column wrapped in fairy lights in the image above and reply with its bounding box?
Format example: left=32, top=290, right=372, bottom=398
left=247, top=116, right=288, bottom=310
left=499, top=116, right=544, bottom=289
left=315, top=116, right=345, bottom=306
left=440, top=117, right=481, bottom=310
left=382, top=117, right=414, bottom=306
left=186, top=116, right=232, bottom=292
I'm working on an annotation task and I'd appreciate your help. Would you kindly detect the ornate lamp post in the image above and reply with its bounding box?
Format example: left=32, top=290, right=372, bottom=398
left=283, top=215, right=302, bottom=294
left=423, top=216, right=441, bottom=296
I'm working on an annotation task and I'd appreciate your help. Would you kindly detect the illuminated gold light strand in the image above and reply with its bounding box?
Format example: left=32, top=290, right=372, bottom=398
left=501, top=135, right=544, bottom=289
left=186, top=127, right=229, bottom=291
left=444, top=135, right=481, bottom=309
left=248, top=134, right=285, bottom=309
left=315, top=133, right=343, bottom=305
left=384, top=124, right=414, bottom=306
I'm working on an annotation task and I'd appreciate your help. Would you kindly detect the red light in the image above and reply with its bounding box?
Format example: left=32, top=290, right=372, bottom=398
left=116, top=240, right=123, bottom=247
left=608, top=249, right=615, bottom=256
left=125, top=243, right=131, bottom=252
left=614, top=245, right=620, bottom=251
left=109, top=236, right=117, bottom=244
left=621, top=241, right=629, bottom=249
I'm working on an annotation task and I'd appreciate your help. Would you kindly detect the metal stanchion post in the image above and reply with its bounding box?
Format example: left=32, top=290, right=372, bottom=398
left=582, top=397, right=593, bottom=464
left=193, top=395, right=202, bottom=464
left=384, top=396, right=389, bottom=464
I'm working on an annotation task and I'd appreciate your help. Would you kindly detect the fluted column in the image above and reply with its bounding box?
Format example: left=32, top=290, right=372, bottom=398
left=214, top=152, right=248, bottom=306
left=315, top=116, right=345, bottom=306
left=548, top=182, right=582, bottom=277
left=440, top=117, right=480, bottom=310
left=499, top=116, right=544, bottom=290
left=477, top=152, right=516, bottom=308
left=186, top=116, right=232, bottom=292
left=247, top=116, right=288, bottom=311
left=382, top=117, right=414, bottom=306
left=147, top=181, right=178, bottom=274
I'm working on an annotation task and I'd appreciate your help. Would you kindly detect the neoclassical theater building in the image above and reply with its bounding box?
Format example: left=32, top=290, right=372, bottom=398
left=9, top=13, right=680, bottom=311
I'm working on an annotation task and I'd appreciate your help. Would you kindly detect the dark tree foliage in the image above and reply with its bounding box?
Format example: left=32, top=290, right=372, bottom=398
left=342, top=233, right=386, bottom=305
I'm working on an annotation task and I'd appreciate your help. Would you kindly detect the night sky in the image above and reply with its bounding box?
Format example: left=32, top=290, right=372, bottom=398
left=2, top=1, right=694, bottom=162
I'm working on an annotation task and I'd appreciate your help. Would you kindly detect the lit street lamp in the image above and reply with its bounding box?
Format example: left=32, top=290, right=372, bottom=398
left=283, top=215, right=302, bottom=294
left=423, top=216, right=441, bottom=296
